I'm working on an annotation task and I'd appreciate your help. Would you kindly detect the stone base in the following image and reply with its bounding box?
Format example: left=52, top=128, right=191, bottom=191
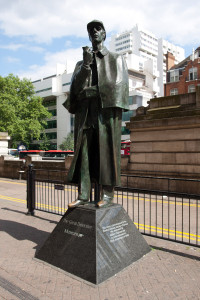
left=35, top=203, right=151, bottom=284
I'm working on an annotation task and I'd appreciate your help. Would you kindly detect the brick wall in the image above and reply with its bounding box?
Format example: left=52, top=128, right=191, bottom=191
left=165, top=58, right=200, bottom=96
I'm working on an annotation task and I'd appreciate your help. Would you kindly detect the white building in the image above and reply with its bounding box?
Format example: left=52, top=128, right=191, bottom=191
left=157, top=39, right=185, bottom=95
left=33, top=53, right=160, bottom=147
left=0, top=132, right=10, bottom=155
left=32, top=64, right=72, bottom=150
left=109, top=24, right=185, bottom=96
left=120, top=52, right=160, bottom=140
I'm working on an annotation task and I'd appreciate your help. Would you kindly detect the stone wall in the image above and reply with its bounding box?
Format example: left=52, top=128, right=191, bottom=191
left=0, top=155, right=74, bottom=180
left=125, top=86, right=200, bottom=193
left=0, top=155, right=24, bottom=179
left=0, top=154, right=129, bottom=182
left=0, top=132, right=10, bottom=155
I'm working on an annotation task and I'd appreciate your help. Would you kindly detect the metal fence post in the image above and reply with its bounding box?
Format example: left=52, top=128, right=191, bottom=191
left=27, top=164, right=35, bottom=216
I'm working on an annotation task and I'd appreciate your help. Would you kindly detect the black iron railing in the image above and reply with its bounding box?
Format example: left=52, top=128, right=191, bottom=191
left=27, top=166, right=200, bottom=247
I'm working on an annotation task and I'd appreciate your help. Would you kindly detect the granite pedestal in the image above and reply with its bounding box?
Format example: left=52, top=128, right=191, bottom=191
left=36, top=203, right=150, bottom=284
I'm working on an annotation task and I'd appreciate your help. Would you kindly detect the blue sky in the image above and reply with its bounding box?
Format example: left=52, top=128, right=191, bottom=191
left=0, top=0, right=199, bottom=80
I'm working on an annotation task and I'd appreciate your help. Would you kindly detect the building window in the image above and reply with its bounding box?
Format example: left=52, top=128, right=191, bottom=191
left=170, top=70, right=179, bottom=82
left=46, top=132, right=57, bottom=140
left=139, top=62, right=143, bottom=70
left=121, top=126, right=130, bottom=135
left=43, top=98, right=56, bottom=107
left=170, top=88, right=178, bottom=95
left=122, top=110, right=135, bottom=121
left=128, top=96, right=133, bottom=105
left=45, top=120, right=57, bottom=129
left=188, top=84, right=196, bottom=93
left=116, top=45, right=131, bottom=52
left=194, top=50, right=200, bottom=59
left=50, top=144, right=57, bottom=150
left=35, top=87, right=51, bottom=94
left=48, top=109, right=57, bottom=116
left=70, top=116, right=74, bottom=127
left=189, top=67, right=198, bottom=81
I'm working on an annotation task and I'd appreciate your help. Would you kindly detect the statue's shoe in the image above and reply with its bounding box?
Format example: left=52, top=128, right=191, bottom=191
left=68, top=199, right=89, bottom=208
left=97, top=199, right=112, bottom=208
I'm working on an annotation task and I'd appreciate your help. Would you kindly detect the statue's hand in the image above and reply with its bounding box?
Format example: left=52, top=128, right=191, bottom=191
left=82, top=46, right=93, bottom=66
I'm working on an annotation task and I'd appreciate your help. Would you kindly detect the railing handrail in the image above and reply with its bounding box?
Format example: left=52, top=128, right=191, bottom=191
left=27, top=166, right=200, bottom=247
left=31, top=168, right=200, bottom=183
left=121, top=173, right=200, bottom=183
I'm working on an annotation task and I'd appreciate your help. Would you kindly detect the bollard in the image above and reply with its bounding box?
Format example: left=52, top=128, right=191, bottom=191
left=18, top=170, right=25, bottom=180
left=26, top=164, right=35, bottom=216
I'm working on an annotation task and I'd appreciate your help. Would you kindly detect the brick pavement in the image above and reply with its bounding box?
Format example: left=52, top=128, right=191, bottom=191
left=0, top=178, right=200, bottom=300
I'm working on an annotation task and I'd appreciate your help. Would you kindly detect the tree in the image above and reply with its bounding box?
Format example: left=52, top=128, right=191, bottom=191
left=38, top=132, right=51, bottom=151
left=59, top=133, right=74, bottom=151
left=0, top=74, right=51, bottom=147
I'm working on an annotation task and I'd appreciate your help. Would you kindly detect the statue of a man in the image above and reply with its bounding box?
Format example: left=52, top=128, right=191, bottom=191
left=63, top=20, right=129, bottom=208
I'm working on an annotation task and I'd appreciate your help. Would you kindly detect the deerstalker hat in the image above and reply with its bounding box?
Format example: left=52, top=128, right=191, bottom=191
left=87, top=20, right=106, bottom=39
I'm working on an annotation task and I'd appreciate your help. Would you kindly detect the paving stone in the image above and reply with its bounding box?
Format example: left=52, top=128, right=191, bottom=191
left=0, top=178, right=200, bottom=300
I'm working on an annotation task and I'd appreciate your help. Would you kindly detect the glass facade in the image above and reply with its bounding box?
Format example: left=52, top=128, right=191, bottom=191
left=121, top=126, right=130, bottom=135
left=46, top=132, right=57, bottom=140
left=122, top=110, right=135, bottom=121
left=128, top=95, right=143, bottom=106
left=45, top=120, right=57, bottom=129
left=48, top=109, right=57, bottom=116
left=43, top=98, right=56, bottom=107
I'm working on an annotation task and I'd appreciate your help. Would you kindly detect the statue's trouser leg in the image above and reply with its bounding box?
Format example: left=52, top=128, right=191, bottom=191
left=78, top=130, right=91, bottom=201
left=101, top=185, right=114, bottom=202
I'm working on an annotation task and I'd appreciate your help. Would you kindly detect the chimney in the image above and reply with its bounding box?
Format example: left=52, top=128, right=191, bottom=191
left=165, top=51, right=175, bottom=71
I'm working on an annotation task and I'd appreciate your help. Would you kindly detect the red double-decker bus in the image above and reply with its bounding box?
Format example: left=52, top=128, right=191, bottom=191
left=19, top=150, right=74, bottom=159
left=121, top=141, right=130, bottom=155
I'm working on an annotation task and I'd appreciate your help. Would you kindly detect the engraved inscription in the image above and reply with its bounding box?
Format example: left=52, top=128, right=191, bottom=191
left=102, top=221, right=129, bottom=242
left=63, top=219, right=92, bottom=230
left=64, top=229, right=84, bottom=238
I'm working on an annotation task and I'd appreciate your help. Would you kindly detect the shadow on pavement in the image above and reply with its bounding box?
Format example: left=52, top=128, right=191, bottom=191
left=150, top=245, right=200, bottom=261
left=1, top=207, right=58, bottom=224
left=0, top=219, right=50, bottom=251
left=2, top=208, right=199, bottom=261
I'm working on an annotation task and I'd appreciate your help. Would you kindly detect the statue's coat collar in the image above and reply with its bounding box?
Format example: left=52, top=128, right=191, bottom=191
left=93, top=46, right=109, bottom=57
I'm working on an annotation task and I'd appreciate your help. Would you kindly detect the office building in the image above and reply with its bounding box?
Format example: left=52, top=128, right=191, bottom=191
left=32, top=64, right=72, bottom=149
left=109, top=24, right=185, bottom=96
left=33, top=52, right=160, bottom=147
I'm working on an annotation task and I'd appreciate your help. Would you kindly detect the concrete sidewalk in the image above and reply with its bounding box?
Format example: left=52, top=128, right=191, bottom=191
left=0, top=178, right=200, bottom=300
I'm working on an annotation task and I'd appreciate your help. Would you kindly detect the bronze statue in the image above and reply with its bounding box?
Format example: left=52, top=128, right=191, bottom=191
left=63, top=20, right=129, bottom=208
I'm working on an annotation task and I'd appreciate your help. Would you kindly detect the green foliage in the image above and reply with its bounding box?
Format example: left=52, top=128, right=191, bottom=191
left=39, top=132, right=51, bottom=151
left=59, top=132, right=74, bottom=151
left=0, top=74, right=51, bottom=147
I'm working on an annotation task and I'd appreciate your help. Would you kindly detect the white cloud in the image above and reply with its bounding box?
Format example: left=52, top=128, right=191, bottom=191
left=26, top=45, right=45, bottom=53
left=0, top=0, right=199, bottom=46
left=65, top=40, right=72, bottom=48
left=18, top=47, right=82, bottom=80
left=0, top=43, right=23, bottom=51
left=6, top=56, right=20, bottom=63
left=0, top=43, right=44, bottom=52
left=1, top=0, right=200, bottom=79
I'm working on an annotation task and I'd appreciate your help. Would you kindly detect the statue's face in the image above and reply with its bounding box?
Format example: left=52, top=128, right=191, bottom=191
left=88, top=25, right=106, bottom=43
